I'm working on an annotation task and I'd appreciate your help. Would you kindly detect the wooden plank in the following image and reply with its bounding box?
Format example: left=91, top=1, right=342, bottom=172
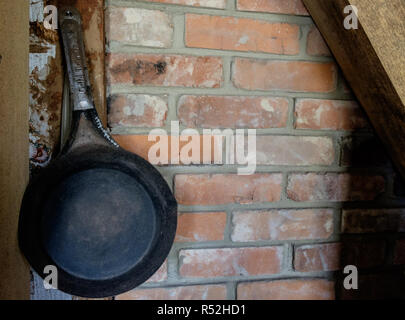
left=0, top=0, right=30, bottom=300
left=303, top=0, right=405, bottom=178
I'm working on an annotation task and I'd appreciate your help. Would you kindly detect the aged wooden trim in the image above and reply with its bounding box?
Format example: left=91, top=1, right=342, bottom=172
left=303, top=0, right=405, bottom=178
left=0, top=0, right=30, bottom=300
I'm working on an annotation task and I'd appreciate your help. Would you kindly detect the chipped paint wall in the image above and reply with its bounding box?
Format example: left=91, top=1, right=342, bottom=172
left=29, top=0, right=62, bottom=169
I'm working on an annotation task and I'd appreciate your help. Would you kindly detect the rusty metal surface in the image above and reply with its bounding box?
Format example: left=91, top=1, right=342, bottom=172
left=29, top=0, right=106, bottom=171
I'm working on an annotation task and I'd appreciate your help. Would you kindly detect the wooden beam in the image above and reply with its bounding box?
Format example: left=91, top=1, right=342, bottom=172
left=0, top=0, right=30, bottom=300
left=303, top=0, right=405, bottom=178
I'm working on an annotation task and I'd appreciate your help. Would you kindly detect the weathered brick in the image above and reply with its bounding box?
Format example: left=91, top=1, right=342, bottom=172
left=146, top=260, right=167, bottom=283
left=287, top=173, right=385, bottom=202
left=178, top=95, right=289, bottom=129
left=142, top=0, right=226, bottom=8
left=340, top=136, right=391, bottom=167
left=175, top=212, right=227, bottom=242
left=394, top=239, right=405, bottom=265
left=342, top=209, right=405, bottom=234
left=179, top=247, right=282, bottom=278
left=237, top=0, right=309, bottom=16
left=107, top=54, right=223, bottom=88
left=106, top=8, right=173, bottom=47
left=306, top=26, right=331, bottom=56
left=116, top=284, right=227, bottom=300
left=108, top=94, right=168, bottom=128
left=341, top=239, right=386, bottom=268
left=294, top=243, right=341, bottom=272
left=237, top=279, right=335, bottom=300
left=295, top=99, right=368, bottom=130
left=255, top=136, right=334, bottom=165
left=232, top=209, right=333, bottom=242
left=113, top=135, right=222, bottom=165
left=233, top=58, right=337, bottom=92
left=175, top=174, right=283, bottom=205
left=186, top=14, right=300, bottom=55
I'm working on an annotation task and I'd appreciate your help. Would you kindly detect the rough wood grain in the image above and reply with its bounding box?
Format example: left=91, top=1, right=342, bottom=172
left=0, top=0, right=30, bottom=300
left=302, top=0, right=405, bottom=179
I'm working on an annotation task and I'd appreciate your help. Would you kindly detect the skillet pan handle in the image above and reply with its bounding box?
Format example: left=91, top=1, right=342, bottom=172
left=59, top=7, right=119, bottom=150
left=59, top=8, right=94, bottom=111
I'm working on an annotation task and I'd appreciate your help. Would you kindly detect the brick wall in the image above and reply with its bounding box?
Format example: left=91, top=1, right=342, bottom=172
left=106, top=0, right=405, bottom=300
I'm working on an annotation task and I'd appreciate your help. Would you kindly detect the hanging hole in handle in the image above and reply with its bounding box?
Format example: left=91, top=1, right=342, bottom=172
left=65, top=10, right=73, bottom=17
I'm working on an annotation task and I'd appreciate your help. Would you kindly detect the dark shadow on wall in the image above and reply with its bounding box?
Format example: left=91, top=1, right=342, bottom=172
left=334, top=131, right=405, bottom=299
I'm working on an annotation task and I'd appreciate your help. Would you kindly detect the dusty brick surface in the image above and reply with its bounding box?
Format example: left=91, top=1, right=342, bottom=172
left=108, top=94, right=168, bottom=128
left=232, top=209, right=334, bottom=241
left=306, top=26, right=331, bottom=56
left=237, top=279, right=335, bottom=300
left=113, top=135, right=223, bottom=165
left=179, top=247, right=283, bottom=278
left=287, top=173, right=385, bottom=202
left=233, top=59, right=337, bottom=92
left=107, top=54, right=223, bottom=88
left=295, top=99, right=368, bottom=130
left=142, top=0, right=226, bottom=8
left=294, top=243, right=341, bottom=272
left=186, top=14, right=300, bottom=55
left=116, top=284, right=227, bottom=300
left=106, top=7, right=173, bottom=47
left=237, top=0, right=309, bottom=15
left=175, top=212, right=227, bottom=242
left=175, top=174, right=283, bottom=205
left=178, top=95, right=289, bottom=129
left=255, top=136, right=334, bottom=165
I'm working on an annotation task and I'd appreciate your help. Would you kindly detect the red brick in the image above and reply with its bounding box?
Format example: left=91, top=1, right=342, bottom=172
left=295, top=99, right=368, bottom=130
left=237, top=0, right=309, bottom=16
left=175, top=212, right=227, bottom=242
left=237, top=279, right=335, bottom=300
left=394, top=239, right=405, bottom=265
left=175, top=174, right=283, bottom=205
left=113, top=135, right=222, bottom=165
left=179, top=247, right=282, bottom=278
left=255, top=136, right=334, bottom=165
left=108, top=94, right=168, bottom=128
left=232, top=209, right=333, bottom=242
left=294, top=243, right=341, bottom=272
left=146, top=260, right=167, bottom=283
left=342, top=209, right=405, bottom=233
left=142, top=0, right=226, bottom=8
left=116, top=284, right=227, bottom=300
left=233, top=58, right=337, bottom=92
left=186, top=14, right=300, bottom=55
left=107, top=54, right=223, bottom=88
left=287, top=173, right=385, bottom=202
left=306, top=26, right=331, bottom=56
left=178, top=95, right=289, bottom=129
left=106, top=7, right=173, bottom=47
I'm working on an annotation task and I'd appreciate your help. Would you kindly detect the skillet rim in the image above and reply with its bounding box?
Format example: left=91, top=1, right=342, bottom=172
left=19, top=145, right=177, bottom=298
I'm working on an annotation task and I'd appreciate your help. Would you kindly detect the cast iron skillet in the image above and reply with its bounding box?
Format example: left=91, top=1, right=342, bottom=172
left=18, top=7, right=177, bottom=298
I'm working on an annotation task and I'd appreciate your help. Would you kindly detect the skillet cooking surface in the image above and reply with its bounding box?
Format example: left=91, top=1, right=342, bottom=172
left=41, top=167, right=158, bottom=281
